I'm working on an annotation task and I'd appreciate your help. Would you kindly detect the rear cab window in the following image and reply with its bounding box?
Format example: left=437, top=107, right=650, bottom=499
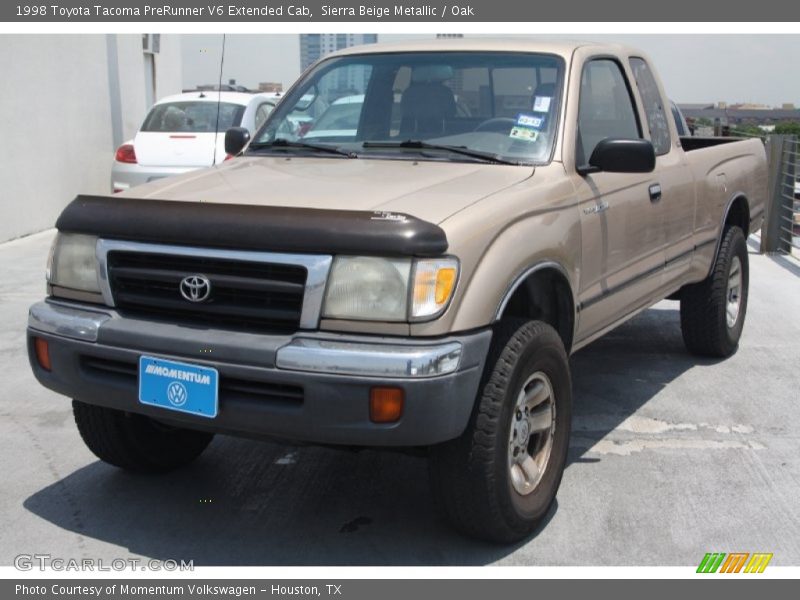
left=629, top=57, right=672, bottom=155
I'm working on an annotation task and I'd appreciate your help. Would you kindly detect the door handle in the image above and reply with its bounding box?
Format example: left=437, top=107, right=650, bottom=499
left=649, top=183, right=662, bottom=202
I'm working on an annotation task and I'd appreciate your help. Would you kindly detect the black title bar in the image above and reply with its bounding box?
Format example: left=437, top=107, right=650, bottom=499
left=4, top=0, right=800, bottom=21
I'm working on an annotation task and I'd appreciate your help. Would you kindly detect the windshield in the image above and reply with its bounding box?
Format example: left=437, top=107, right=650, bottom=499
left=141, top=101, right=245, bottom=133
left=252, top=52, right=564, bottom=164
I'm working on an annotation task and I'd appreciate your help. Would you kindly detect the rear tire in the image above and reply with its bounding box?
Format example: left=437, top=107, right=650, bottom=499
left=680, top=226, right=749, bottom=357
left=73, top=400, right=214, bottom=473
left=429, top=319, right=572, bottom=543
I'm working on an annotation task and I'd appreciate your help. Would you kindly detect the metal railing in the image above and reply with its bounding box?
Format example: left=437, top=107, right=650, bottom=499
left=761, top=135, right=798, bottom=254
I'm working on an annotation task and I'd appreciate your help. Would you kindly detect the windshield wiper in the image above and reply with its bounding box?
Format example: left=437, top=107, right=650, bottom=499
left=247, top=138, right=358, bottom=158
left=361, top=140, right=523, bottom=165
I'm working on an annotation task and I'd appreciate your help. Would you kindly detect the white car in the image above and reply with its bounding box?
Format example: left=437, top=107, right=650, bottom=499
left=111, top=91, right=282, bottom=192
left=302, top=94, right=364, bottom=140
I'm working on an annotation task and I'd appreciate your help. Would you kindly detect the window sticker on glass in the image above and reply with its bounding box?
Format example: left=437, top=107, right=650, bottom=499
left=533, top=96, right=552, bottom=112
left=510, top=113, right=543, bottom=142
left=517, top=113, right=545, bottom=129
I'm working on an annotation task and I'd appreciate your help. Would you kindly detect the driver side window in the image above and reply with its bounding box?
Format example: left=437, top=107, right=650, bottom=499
left=577, top=59, right=641, bottom=165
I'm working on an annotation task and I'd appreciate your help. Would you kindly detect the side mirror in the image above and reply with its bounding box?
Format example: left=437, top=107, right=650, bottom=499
left=224, top=127, right=250, bottom=156
left=578, top=138, right=656, bottom=175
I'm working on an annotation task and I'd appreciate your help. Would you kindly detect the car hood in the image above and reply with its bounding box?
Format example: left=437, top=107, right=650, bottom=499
left=119, top=155, right=533, bottom=224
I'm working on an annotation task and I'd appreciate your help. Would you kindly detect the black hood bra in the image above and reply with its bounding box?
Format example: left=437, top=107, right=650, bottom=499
left=56, top=195, right=449, bottom=257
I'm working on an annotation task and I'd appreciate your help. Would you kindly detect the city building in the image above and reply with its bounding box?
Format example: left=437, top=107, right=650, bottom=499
left=258, top=82, right=283, bottom=93
left=299, top=34, right=377, bottom=99
left=679, top=103, right=800, bottom=127
left=299, top=34, right=377, bottom=70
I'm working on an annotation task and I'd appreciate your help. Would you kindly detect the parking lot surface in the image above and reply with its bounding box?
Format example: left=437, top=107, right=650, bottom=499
left=1, top=230, right=799, bottom=566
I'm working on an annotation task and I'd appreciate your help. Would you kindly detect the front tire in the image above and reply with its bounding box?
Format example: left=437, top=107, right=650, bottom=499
left=73, top=400, right=214, bottom=473
left=429, top=319, right=572, bottom=543
left=680, top=226, right=749, bottom=357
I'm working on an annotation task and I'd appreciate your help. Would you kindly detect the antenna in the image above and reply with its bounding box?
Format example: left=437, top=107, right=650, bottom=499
left=212, top=33, right=226, bottom=166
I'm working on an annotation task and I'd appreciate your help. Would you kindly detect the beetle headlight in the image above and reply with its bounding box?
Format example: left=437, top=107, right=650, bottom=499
left=47, top=233, right=101, bottom=294
left=322, top=256, right=458, bottom=322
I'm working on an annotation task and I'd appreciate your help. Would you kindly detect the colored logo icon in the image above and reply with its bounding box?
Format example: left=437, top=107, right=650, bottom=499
left=697, top=552, right=773, bottom=573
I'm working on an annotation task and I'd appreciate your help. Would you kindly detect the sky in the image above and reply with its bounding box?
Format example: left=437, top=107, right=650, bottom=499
left=181, top=34, right=800, bottom=106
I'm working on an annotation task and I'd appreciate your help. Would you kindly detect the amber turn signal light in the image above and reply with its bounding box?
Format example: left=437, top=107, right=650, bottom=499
left=369, top=387, right=404, bottom=423
left=34, top=337, right=51, bottom=371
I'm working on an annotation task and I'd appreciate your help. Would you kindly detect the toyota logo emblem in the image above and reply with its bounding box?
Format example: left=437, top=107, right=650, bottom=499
left=179, top=274, right=212, bottom=303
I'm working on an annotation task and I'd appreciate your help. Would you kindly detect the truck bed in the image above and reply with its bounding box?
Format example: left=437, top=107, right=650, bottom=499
left=682, top=136, right=767, bottom=257
left=680, top=136, right=756, bottom=152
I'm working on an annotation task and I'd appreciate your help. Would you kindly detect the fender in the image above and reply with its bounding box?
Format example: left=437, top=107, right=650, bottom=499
left=492, top=259, right=578, bottom=351
left=708, top=192, right=750, bottom=278
left=494, top=260, right=573, bottom=321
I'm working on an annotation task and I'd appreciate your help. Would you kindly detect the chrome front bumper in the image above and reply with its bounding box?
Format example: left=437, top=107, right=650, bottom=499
left=29, top=301, right=110, bottom=342
left=29, top=301, right=465, bottom=379
left=27, top=300, right=492, bottom=446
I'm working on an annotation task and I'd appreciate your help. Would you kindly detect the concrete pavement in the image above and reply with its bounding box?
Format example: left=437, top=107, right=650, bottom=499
left=1, top=230, right=799, bottom=566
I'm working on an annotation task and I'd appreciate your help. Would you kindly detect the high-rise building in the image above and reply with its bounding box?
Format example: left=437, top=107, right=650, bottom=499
left=299, top=34, right=377, bottom=99
left=299, top=34, right=378, bottom=71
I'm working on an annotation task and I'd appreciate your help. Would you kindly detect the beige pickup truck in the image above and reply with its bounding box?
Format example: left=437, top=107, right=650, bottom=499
left=28, top=40, right=767, bottom=542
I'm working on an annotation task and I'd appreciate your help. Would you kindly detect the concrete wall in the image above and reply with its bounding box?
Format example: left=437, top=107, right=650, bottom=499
left=0, top=35, right=182, bottom=242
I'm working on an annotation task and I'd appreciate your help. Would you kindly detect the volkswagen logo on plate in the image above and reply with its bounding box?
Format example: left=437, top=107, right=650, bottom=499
left=166, top=381, right=188, bottom=406
left=179, top=274, right=211, bottom=303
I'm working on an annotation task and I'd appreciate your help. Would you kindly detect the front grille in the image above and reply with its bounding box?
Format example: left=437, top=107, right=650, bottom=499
left=106, top=251, right=307, bottom=332
left=80, top=355, right=304, bottom=407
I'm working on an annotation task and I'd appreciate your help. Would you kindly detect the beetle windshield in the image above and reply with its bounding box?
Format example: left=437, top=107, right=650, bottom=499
left=251, top=52, right=564, bottom=165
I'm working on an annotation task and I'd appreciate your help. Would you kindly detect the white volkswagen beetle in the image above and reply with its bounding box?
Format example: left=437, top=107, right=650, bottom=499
left=111, top=90, right=282, bottom=192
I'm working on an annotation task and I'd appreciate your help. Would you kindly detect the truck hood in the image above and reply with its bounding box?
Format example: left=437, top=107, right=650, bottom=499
left=121, top=155, right=533, bottom=224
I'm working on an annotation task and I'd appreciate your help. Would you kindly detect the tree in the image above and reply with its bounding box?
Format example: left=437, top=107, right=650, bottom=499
left=730, top=124, right=763, bottom=138
left=775, top=122, right=800, bottom=135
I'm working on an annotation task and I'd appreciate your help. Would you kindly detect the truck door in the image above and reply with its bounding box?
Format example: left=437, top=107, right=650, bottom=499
left=571, top=57, right=666, bottom=338
left=628, top=57, right=696, bottom=288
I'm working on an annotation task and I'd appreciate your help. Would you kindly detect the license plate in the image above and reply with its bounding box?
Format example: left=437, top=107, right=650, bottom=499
left=138, top=356, right=218, bottom=419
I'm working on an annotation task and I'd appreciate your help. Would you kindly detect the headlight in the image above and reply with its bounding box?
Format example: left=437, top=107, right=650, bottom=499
left=322, top=256, right=459, bottom=322
left=47, top=233, right=101, bottom=293
left=323, top=256, right=412, bottom=321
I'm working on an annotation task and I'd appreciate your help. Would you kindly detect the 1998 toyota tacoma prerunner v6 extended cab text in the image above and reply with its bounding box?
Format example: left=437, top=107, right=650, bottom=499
left=28, top=40, right=767, bottom=542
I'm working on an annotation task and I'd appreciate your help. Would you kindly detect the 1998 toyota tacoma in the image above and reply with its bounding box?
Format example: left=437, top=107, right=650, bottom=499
left=28, top=40, right=767, bottom=542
